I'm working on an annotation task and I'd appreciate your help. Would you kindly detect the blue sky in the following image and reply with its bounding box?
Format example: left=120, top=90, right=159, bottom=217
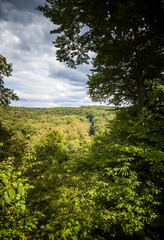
left=0, top=0, right=105, bottom=108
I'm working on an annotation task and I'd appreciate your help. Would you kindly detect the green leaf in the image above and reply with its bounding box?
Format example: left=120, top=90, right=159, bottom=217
left=1, top=200, right=5, bottom=207
left=1, top=229, right=8, bottom=236
left=12, top=182, right=17, bottom=188
left=18, top=186, right=24, bottom=195
left=8, top=188, right=15, bottom=199
left=1, top=173, right=8, bottom=184
left=0, top=173, right=6, bottom=178
left=4, top=191, right=10, bottom=204
left=21, top=204, right=26, bottom=211
left=72, top=236, right=78, bottom=240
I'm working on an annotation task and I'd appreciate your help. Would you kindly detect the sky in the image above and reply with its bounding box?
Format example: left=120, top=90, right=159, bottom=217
left=0, top=0, right=104, bottom=108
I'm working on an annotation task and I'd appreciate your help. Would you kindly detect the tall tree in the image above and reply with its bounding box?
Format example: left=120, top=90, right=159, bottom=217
left=38, top=0, right=164, bottom=107
left=38, top=2, right=164, bottom=238
left=0, top=55, right=18, bottom=105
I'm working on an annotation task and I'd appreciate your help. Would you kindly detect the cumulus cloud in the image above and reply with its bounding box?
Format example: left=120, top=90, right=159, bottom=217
left=0, top=0, right=102, bottom=107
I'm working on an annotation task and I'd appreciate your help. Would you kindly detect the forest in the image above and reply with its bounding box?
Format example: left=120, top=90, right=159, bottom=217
left=0, top=0, right=164, bottom=239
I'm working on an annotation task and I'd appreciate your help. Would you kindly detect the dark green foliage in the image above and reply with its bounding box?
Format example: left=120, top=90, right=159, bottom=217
left=85, top=107, right=164, bottom=239
left=0, top=121, right=12, bottom=160
left=0, top=157, right=38, bottom=239
left=0, top=116, right=27, bottom=165
left=38, top=0, right=164, bottom=107
left=0, top=55, right=18, bottom=105
left=0, top=122, right=39, bottom=239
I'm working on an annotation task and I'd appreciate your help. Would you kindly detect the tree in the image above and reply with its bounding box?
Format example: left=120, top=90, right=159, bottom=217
left=38, top=2, right=164, bottom=238
left=0, top=157, right=37, bottom=239
left=0, top=55, right=18, bottom=105
left=38, top=0, right=164, bottom=107
left=0, top=56, right=38, bottom=239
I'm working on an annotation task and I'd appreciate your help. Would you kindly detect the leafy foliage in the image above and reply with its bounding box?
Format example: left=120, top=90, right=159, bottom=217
left=1, top=103, right=163, bottom=239
left=0, top=156, right=38, bottom=239
left=0, top=0, right=163, bottom=239
left=0, top=55, right=18, bottom=105
left=85, top=107, right=164, bottom=239
left=38, top=0, right=164, bottom=107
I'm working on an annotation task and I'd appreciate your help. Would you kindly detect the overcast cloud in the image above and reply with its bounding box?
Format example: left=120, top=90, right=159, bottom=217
left=0, top=0, right=103, bottom=108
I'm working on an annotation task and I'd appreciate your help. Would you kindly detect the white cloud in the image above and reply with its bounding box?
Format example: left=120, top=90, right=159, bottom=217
left=0, top=0, right=103, bottom=108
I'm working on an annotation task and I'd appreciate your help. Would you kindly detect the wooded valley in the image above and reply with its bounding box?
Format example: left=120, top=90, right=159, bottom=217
left=0, top=0, right=164, bottom=239
left=0, top=105, right=163, bottom=239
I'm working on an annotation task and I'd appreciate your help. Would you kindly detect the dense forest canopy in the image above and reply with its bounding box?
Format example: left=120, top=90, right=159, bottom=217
left=0, top=0, right=164, bottom=239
